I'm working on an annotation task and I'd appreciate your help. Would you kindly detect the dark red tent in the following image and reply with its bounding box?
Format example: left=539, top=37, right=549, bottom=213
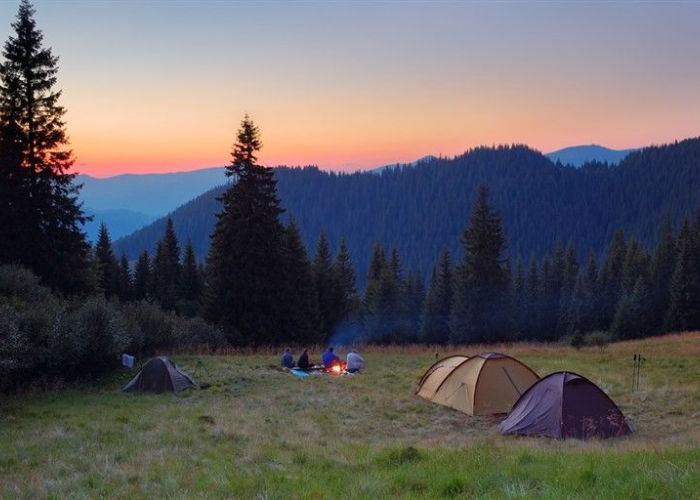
left=499, top=371, right=632, bottom=439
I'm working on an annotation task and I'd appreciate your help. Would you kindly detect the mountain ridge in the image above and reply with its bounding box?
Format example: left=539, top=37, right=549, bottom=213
left=113, top=138, right=700, bottom=287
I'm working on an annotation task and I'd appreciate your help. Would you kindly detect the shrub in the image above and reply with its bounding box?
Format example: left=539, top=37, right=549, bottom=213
left=72, top=298, right=132, bottom=375
left=174, top=316, right=226, bottom=350
left=584, top=330, right=615, bottom=348
left=121, top=301, right=179, bottom=356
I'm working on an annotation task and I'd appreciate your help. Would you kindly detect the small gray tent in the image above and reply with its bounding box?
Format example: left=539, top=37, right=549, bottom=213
left=500, top=371, right=632, bottom=439
left=123, top=356, right=195, bottom=393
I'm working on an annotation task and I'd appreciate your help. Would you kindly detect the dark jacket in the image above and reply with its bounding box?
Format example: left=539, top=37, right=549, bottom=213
left=297, top=351, right=310, bottom=369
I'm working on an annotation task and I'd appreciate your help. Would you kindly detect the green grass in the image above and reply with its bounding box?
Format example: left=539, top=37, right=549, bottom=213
left=1, top=333, right=699, bottom=498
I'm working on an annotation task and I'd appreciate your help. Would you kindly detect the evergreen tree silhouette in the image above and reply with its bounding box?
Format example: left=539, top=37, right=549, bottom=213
left=177, top=239, right=202, bottom=316
left=0, top=0, right=90, bottom=292
left=420, top=247, right=453, bottom=344
left=152, top=218, right=181, bottom=310
left=133, top=250, right=151, bottom=301
left=94, top=223, right=120, bottom=298
left=281, top=218, right=321, bottom=344
left=118, top=253, right=132, bottom=302
left=450, top=186, right=511, bottom=343
left=204, top=115, right=286, bottom=345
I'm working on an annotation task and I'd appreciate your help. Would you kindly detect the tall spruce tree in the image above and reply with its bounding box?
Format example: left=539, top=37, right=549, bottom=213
left=420, top=247, right=453, bottom=344
left=599, top=230, right=627, bottom=329
left=133, top=250, right=151, bottom=301
left=512, top=256, right=527, bottom=338
left=523, top=255, right=542, bottom=339
left=333, top=238, right=360, bottom=323
left=566, top=252, right=600, bottom=334
left=362, top=243, right=386, bottom=337
left=281, top=218, right=321, bottom=344
left=94, top=223, right=120, bottom=298
left=612, top=276, right=653, bottom=339
left=372, top=247, right=406, bottom=342
left=404, top=270, right=425, bottom=343
left=203, top=116, right=286, bottom=345
left=663, top=219, right=700, bottom=332
left=152, top=218, right=181, bottom=310
left=312, top=232, right=340, bottom=339
left=178, top=240, right=203, bottom=316
left=117, top=253, right=132, bottom=302
left=450, top=186, right=511, bottom=343
left=651, top=218, right=676, bottom=331
left=0, top=0, right=90, bottom=293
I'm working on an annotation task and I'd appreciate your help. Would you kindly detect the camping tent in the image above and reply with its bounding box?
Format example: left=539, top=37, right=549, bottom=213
left=123, top=356, right=196, bottom=393
left=499, top=371, right=632, bottom=439
left=416, top=352, right=539, bottom=415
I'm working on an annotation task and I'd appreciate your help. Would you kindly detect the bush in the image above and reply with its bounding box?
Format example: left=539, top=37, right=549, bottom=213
left=584, top=330, right=615, bottom=348
left=72, top=298, right=132, bottom=375
left=173, top=316, right=226, bottom=350
left=568, top=330, right=585, bottom=349
left=121, top=301, right=179, bottom=356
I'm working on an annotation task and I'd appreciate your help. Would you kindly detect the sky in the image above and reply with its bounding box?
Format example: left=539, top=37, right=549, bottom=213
left=1, top=1, right=699, bottom=177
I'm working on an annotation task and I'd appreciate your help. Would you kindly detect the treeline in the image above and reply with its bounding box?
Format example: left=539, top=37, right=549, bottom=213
left=367, top=191, right=700, bottom=345
left=114, top=139, right=700, bottom=290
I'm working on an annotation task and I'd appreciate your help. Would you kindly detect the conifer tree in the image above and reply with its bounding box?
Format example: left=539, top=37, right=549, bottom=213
left=420, top=248, right=453, bottom=344
left=0, top=0, right=90, bottom=293
left=281, top=219, right=321, bottom=344
left=204, top=116, right=286, bottom=344
left=555, top=244, right=579, bottom=337
left=612, top=276, right=653, bottom=339
left=94, top=223, right=120, bottom=298
left=312, top=232, right=340, bottom=338
left=362, top=243, right=386, bottom=336
left=333, top=238, right=360, bottom=323
left=372, top=247, right=406, bottom=342
left=512, top=257, right=526, bottom=337
left=117, top=253, right=132, bottom=302
left=663, top=219, right=700, bottom=332
left=523, top=255, right=542, bottom=339
left=651, top=218, right=676, bottom=331
left=152, top=218, right=181, bottom=310
left=178, top=240, right=202, bottom=316
left=133, top=250, right=151, bottom=301
left=179, top=240, right=201, bottom=300
left=404, top=270, right=425, bottom=343
left=599, top=230, right=627, bottom=329
left=568, top=251, right=601, bottom=334
left=450, top=186, right=511, bottom=343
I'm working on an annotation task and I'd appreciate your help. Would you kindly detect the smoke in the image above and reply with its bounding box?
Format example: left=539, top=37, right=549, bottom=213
left=327, top=319, right=367, bottom=348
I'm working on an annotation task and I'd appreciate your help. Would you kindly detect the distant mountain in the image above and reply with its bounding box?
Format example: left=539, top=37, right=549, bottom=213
left=546, top=145, right=635, bottom=167
left=77, top=167, right=228, bottom=216
left=370, top=155, right=438, bottom=174
left=83, top=209, right=157, bottom=243
left=114, top=138, right=700, bottom=288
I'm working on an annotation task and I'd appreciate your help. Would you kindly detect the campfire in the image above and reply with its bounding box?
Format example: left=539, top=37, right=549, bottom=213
left=329, top=362, right=346, bottom=375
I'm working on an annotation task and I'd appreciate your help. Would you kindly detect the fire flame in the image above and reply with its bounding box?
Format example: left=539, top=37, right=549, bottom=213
left=331, top=364, right=342, bottom=374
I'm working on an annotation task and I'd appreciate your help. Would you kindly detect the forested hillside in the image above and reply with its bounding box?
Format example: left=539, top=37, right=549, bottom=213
left=114, top=138, right=700, bottom=287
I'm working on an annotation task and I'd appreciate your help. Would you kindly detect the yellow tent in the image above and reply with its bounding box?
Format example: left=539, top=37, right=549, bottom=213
left=416, top=352, right=539, bottom=416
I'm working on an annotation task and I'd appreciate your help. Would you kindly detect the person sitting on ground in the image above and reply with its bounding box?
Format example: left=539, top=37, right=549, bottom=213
left=297, top=349, right=311, bottom=369
left=322, top=346, right=341, bottom=369
left=281, top=348, right=294, bottom=369
left=346, top=349, right=365, bottom=373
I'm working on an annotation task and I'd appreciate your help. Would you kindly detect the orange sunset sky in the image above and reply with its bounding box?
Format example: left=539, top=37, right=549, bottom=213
left=2, top=1, right=699, bottom=177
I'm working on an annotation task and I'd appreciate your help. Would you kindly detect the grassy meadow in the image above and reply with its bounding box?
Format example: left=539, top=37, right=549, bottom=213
left=1, top=333, right=699, bottom=498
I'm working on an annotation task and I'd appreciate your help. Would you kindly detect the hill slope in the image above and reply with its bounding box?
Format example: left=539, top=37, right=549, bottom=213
left=78, top=167, right=227, bottom=216
left=114, top=138, right=700, bottom=286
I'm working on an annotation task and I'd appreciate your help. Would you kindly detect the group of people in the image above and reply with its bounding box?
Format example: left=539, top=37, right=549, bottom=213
left=281, top=346, right=365, bottom=373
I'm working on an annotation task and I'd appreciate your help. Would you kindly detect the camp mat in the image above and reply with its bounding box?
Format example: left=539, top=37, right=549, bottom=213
left=289, top=368, right=354, bottom=377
